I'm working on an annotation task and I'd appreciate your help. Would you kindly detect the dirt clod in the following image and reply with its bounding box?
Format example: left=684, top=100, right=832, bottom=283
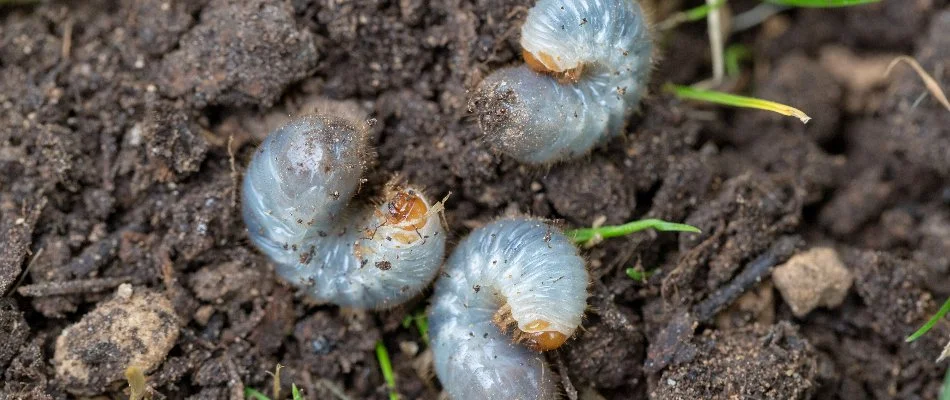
left=773, top=247, right=853, bottom=317
left=53, top=288, right=180, bottom=395
left=565, top=296, right=644, bottom=390
left=0, top=197, right=46, bottom=295
left=544, top=161, right=637, bottom=225
left=292, top=310, right=380, bottom=381
left=140, top=102, right=209, bottom=183
left=652, top=322, right=818, bottom=400
left=0, top=299, right=30, bottom=372
left=188, top=261, right=268, bottom=303
left=158, top=0, right=319, bottom=107
left=844, top=249, right=938, bottom=344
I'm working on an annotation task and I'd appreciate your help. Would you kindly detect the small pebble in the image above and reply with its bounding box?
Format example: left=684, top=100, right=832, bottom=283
left=773, top=247, right=853, bottom=317
left=116, top=283, right=133, bottom=300
left=399, top=340, right=419, bottom=356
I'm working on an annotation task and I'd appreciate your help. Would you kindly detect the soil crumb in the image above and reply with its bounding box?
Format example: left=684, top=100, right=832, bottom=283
left=652, top=322, right=818, bottom=400
left=0, top=299, right=30, bottom=372
left=158, top=0, right=319, bottom=107
left=565, top=294, right=645, bottom=391
left=773, top=247, right=853, bottom=317
left=53, top=288, right=180, bottom=395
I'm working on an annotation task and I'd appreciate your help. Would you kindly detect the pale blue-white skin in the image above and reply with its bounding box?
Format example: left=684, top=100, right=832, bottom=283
left=429, top=218, right=588, bottom=400
left=475, top=0, right=652, bottom=164
left=242, top=116, right=446, bottom=309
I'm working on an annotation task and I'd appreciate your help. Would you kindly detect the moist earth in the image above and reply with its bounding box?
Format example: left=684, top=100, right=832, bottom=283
left=1, top=0, right=949, bottom=399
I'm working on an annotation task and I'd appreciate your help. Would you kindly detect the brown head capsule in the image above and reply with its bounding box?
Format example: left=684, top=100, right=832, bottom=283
left=493, top=303, right=573, bottom=352
left=369, top=188, right=433, bottom=245
left=523, top=49, right=585, bottom=82
left=386, top=190, right=429, bottom=230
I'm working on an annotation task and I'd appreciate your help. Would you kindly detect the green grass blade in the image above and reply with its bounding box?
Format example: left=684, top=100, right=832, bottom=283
left=667, top=84, right=812, bottom=123
left=567, top=218, right=700, bottom=244
left=625, top=268, right=657, bottom=282
left=414, top=315, right=429, bottom=343
left=375, top=341, right=400, bottom=400
left=245, top=388, right=271, bottom=400
left=292, top=384, right=303, bottom=400
left=402, top=312, right=430, bottom=344
left=906, top=296, right=950, bottom=342
left=765, top=0, right=880, bottom=7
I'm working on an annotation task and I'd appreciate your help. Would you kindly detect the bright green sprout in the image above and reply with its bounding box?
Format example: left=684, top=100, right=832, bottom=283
left=243, top=386, right=303, bottom=400
left=375, top=341, right=400, bottom=400
left=292, top=384, right=303, bottom=400
left=625, top=268, right=657, bottom=282
left=765, top=0, right=881, bottom=7
left=666, top=84, right=812, bottom=124
left=401, top=312, right=430, bottom=344
left=724, top=44, right=752, bottom=78
left=244, top=364, right=301, bottom=400
left=906, top=296, right=950, bottom=343
left=567, top=218, right=700, bottom=246
left=245, top=388, right=271, bottom=400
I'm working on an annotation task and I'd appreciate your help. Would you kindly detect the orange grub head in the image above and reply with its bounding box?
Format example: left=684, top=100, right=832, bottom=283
left=385, top=190, right=429, bottom=230
left=521, top=320, right=569, bottom=351
left=494, top=305, right=571, bottom=352
left=371, top=189, right=430, bottom=244
left=523, top=50, right=584, bottom=82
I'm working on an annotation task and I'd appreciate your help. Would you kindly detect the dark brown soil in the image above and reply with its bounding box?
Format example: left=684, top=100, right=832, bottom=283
left=1, top=0, right=948, bottom=399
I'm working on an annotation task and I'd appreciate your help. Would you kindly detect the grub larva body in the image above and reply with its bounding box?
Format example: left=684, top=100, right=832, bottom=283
left=428, top=218, right=588, bottom=400
left=473, top=0, right=652, bottom=164
left=242, top=116, right=446, bottom=309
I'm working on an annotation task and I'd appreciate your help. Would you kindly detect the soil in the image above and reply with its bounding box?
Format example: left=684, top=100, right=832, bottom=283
left=1, top=0, right=948, bottom=399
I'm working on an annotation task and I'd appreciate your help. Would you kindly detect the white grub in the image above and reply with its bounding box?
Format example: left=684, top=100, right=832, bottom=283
left=472, top=0, right=653, bottom=164
left=242, top=115, right=445, bottom=309
left=429, top=218, right=588, bottom=399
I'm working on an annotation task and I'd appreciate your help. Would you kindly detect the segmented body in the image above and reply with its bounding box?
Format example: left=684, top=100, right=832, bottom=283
left=242, top=116, right=446, bottom=309
left=473, top=0, right=652, bottom=164
left=429, top=218, right=588, bottom=399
